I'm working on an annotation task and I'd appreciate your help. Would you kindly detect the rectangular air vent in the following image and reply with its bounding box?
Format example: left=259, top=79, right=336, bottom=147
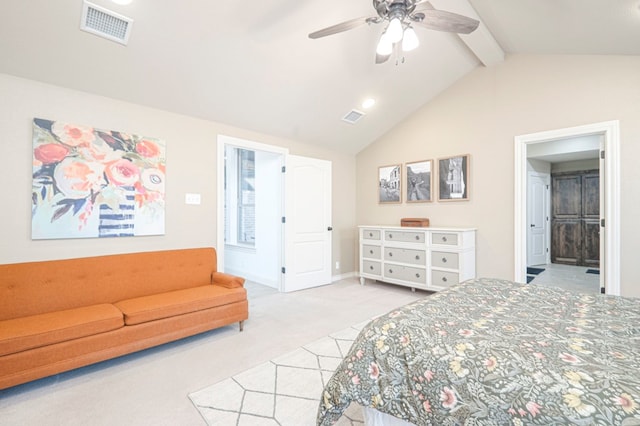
left=80, top=1, right=133, bottom=45
left=342, top=109, right=365, bottom=124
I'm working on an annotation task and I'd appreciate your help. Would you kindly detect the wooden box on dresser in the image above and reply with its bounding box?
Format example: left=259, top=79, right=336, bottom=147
left=359, top=226, right=476, bottom=292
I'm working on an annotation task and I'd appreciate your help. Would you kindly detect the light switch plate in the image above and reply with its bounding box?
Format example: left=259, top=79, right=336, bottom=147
left=185, top=193, right=201, bottom=205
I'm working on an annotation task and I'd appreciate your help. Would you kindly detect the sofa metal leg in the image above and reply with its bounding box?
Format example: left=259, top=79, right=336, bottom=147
left=239, top=320, right=244, bottom=332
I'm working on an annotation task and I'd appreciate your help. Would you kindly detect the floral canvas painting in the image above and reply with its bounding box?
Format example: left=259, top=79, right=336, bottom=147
left=32, top=118, right=166, bottom=239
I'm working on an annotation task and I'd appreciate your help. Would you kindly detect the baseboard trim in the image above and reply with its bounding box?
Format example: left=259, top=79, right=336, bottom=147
left=332, top=272, right=356, bottom=282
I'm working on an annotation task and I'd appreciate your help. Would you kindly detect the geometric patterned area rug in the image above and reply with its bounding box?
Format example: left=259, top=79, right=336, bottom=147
left=189, top=321, right=370, bottom=426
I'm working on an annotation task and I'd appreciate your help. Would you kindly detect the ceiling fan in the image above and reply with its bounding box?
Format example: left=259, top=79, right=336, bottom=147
left=308, top=0, right=480, bottom=64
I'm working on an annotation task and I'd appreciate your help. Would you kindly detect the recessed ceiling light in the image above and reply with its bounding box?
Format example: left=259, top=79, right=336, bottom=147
left=111, top=0, right=133, bottom=5
left=362, top=98, right=376, bottom=109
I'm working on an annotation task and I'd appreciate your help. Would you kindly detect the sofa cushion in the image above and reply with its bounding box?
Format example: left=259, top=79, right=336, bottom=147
left=114, top=285, right=247, bottom=326
left=0, top=304, right=124, bottom=357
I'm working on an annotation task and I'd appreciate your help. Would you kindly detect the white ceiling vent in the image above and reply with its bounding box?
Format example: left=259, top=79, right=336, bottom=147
left=80, top=1, right=133, bottom=45
left=342, top=109, right=365, bottom=124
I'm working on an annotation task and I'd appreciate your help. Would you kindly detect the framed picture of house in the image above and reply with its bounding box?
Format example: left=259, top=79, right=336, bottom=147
left=378, top=164, right=401, bottom=203
left=438, top=154, right=470, bottom=201
left=405, top=160, right=433, bottom=203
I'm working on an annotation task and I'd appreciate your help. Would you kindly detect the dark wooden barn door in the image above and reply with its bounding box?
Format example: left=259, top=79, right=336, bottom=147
left=551, top=170, right=599, bottom=267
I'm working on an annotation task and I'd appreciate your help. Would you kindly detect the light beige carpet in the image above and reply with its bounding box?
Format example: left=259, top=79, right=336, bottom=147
left=189, top=322, right=369, bottom=425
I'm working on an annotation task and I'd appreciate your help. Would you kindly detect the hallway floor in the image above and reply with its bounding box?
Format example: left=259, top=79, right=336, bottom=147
left=528, top=262, right=601, bottom=293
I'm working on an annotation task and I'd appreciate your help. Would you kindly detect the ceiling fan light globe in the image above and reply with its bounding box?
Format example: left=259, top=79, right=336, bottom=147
left=402, top=27, right=419, bottom=51
left=387, top=18, right=404, bottom=43
left=376, top=32, right=393, bottom=55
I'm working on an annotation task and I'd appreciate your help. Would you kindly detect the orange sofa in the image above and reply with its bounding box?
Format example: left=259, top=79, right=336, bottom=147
left=0, top=247, right=248, bottom=390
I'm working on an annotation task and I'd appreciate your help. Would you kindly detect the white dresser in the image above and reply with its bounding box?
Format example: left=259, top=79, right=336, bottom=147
left=359, top=226, right=476, bottom=292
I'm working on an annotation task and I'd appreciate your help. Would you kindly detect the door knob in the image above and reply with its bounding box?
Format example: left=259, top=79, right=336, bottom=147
left=327, top=227, right=333, bottom=231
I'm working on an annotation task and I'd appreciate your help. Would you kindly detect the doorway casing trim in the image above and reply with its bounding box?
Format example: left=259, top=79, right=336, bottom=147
left=216, top=134, right=289, bottom=290
left=514, top=121, right=620, bottom=295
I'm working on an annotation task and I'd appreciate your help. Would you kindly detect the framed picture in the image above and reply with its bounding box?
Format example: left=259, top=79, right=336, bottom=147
left=405, top=160, right=433, bottom=203
left=378, top=164, right=401, bottom=203
left=31, top=118, right=166, bottom=239
left=438, top=154, right=470, bottom=201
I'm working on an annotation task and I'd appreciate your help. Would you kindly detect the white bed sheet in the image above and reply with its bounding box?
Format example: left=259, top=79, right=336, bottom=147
left=363, top=407, right=416, bottom=426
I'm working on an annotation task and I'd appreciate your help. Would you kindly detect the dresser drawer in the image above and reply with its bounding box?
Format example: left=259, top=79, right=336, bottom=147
left=431, top=232, right=459, bottom=246
left=384, top=265, right=427, bottom=284
left=384, top=248, right=425, bottom=265
left=362, top=244, right=382, bottom=259
left=431, top=270, right=459, bottom=287
left=431, top=251, right=459, bottom=269
left=362, top=260, right=381, bottom=275
left=384, top=230, right=425, bottom=243
left=362, top=229, right=381, bottom=240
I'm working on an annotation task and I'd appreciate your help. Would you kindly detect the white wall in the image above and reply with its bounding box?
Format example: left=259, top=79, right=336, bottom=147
left=356, top=54, right=640, bottom=297
left=0, top=73, right=357, bottom=278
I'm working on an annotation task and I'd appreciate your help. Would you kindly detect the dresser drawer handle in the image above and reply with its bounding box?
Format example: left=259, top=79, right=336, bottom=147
left=369, top=232, right=373, bottom=237
left=369, top=249, right=374, bottom=254
left=415, top=255, right=420, bottom=260
left=415, top=273, right=420, bottom=278
left=442, top=236, right=447, bottom=242
left=388, top=234, right=393, bottom=239
left=441, top=276, right=448, bottom=282
left=369, top=265, right=374, bottom=270
left=388, top=269, right=393, bottom=274
left=442, top=257, right=447, bottom=263
left=415, top=235, right=419, bottom=240
left=388, top=252, right=393, bottom=257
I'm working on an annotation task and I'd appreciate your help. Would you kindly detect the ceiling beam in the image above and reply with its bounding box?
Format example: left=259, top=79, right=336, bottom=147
left=430, top=0, right=505, bottom=67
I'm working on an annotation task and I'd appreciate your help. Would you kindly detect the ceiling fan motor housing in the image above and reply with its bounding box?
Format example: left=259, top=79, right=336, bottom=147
left=373, top=0, right=418, bottom=20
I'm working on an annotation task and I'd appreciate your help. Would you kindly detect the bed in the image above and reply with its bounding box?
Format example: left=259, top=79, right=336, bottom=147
left=317, top=278, right=640, bottom=425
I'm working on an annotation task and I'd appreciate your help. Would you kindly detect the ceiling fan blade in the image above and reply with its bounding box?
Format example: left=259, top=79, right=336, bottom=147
left=308, top=16, right=373, bottom=39
left=413, top=2, right=480, bottom=34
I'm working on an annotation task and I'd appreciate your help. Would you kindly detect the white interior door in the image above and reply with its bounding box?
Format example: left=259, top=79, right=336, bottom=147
left=527, top=173, right=549, bottom=266
left=283, top=155, right=332, bottom=292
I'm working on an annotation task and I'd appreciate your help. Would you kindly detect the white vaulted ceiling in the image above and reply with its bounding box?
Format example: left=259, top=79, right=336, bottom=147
left=0, top=0, right=638, bottom=154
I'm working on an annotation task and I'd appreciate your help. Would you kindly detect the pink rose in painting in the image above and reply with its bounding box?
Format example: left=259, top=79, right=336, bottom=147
left=526, top=401, right=542, bottom=417
left=54, top=158, right=105, bottom=199
left=423, top=400, right=432, bottom=412
left=440, top=387, right=457, bottom=409
left=51, top=122, right=95, bottom=146
left=34, top=143, right=69, bottom=164
left=136, top=140, right=161, bottom=158
left=105, top=159, right=140, bottom=186
left=351, top=375, right=360, bottom=385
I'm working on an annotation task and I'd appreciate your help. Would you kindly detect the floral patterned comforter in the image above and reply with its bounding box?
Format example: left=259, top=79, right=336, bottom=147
left=317, top=278, right=640, bottom=425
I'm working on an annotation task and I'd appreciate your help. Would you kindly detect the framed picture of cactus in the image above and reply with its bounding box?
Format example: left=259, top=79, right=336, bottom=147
left=31, top=118, right=166, bottom=239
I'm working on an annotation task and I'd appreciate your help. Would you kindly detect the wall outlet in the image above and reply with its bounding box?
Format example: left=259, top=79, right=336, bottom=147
left=335, top=261, right=340, bottom=270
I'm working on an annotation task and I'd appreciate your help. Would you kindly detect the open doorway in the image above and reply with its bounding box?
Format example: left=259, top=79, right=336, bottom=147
left=216, top=135, right=334, bottom=293
left=216, top=135, right=287, bottom=292
left=514, top=121, right=620, bottom=295
left=525, top=135, right=600, bottom=292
